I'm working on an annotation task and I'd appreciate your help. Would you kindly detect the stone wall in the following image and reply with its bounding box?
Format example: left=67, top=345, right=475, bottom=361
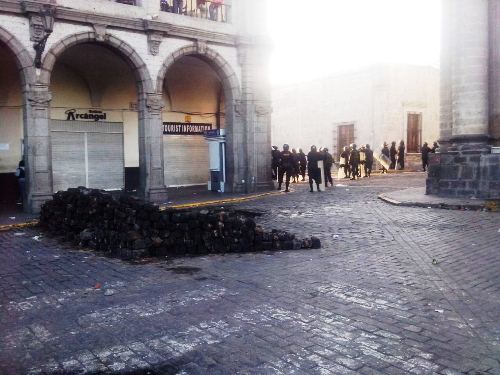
left=426, top=151, right=500, bottom=199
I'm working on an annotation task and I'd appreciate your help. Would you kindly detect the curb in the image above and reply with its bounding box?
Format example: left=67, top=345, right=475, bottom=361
left=160, top=191, right=279, bottom=210
left=377, top=193, right=489, bottom=211
left=0, top=220, right=40, bottom=232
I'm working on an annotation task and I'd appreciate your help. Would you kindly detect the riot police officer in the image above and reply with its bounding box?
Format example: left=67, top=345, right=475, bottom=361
left=349, top=144, right=360, bottom=180
left=307, top=145, right=322, bottom=192
left=277, top=144, right=295, bottom=192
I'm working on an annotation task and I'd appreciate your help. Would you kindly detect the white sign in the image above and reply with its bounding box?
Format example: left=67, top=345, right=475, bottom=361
left=0, top=143, right=10, bottom=151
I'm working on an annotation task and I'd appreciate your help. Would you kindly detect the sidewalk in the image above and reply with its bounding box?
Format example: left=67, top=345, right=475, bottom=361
left=378, top=186, right=498, bottom=211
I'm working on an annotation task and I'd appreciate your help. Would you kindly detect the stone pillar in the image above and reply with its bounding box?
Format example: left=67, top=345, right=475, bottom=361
left=427, top=0, right=499, bottom=199
left=439, top=0, right=454, bottom=149
left=237, top=41, right=274, bottom=193
left=489, top=0, right=500, bottom=145
left=25, top=84, right=53, bottom=213
left=139, top=93, right=168, bottom=203
left=450, top=0, right=489, bottom=144
left=234, top=0, right=273, bottom=193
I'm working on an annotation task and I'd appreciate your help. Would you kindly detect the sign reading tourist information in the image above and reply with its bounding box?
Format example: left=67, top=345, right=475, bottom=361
left=65, top=109, right=107, bottom=121
left=163, top=122, right=212, bottom=135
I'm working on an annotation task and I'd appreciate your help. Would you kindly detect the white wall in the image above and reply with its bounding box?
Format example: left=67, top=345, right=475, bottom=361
left=272, top=64, right=439, bottom=158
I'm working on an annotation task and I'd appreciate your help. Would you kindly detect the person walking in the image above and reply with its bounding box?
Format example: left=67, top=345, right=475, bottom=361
left=323, top=148, right=334, bottom=187
left=307, top=145, right=322, bottom=192
left=271, top=146, right=280, bottom=180
left=340, top=146, right=351, bottom=179
left=298, top=148, right=307, bottom=181
left=15, top=160, right=25, bottom=206
left=389, top=141, right=397, bottom=170
left=397, top=140, right=405, bottom=170
left=277, top=144, right=295, bottom=192
left=381, top=142, right=390, bottom=174
left=291, top=148, right=300, bottom=183
left=349, top=144, right=360, bottom=180
left=364, top=144, right=374, bottom=177
left=421, top=142, right=432, bottom=171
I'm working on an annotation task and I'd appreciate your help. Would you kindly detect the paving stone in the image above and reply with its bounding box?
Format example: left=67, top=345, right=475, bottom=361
left=0, top=174, right=499, bottom=374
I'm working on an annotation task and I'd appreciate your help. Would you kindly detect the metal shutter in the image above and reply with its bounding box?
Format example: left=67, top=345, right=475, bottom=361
left=164, top=135, right=209, bottom=187
left=87, top=132, right=124, bottom=190
left=51, top=120, right=124, bottom=192
left=51, top=131, right=86, bottom=192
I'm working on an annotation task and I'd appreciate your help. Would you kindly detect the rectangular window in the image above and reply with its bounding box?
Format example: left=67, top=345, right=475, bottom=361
left=407, top=113, right=422, bottom=153
left=337, top=124, right=355, bottom=159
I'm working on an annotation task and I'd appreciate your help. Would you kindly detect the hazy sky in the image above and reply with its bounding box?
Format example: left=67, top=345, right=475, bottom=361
left=267, top=0, right=441, bottom=85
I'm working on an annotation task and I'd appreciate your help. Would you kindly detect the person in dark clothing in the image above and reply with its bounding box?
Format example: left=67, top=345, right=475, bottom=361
left=349, top=144, right=360, bottom=180
left=397, top=140, right=405, bottom=170
left=15, top=160, right=25, bottom=206
left=271, top=146, right=280, bottom=180
left=307, top=145, right=322, bottom=192
left=291, top=148, right=300, bottom=183
left=431, top=141, right=439, bottom=153
left=173, top=0, right=184, bottom=14
left=340, top=146, right=351, bottom=178
left=389, top=141, right=397, bottom=169
left=359, top=145, right=366, bottom=178
left=277, top=144, right=295, bottom=192
left=421, top=142, right=432, bottom=171
left=381, top=142, right=390, bottom=174
left=364, top=144, right=374, bottom=177
left=323, top=148, right=334, bottom=187
left=298, top=148, right=307, bottom=181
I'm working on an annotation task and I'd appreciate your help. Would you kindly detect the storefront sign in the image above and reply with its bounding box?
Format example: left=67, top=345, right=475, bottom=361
left=65, top=109, right=107, bottom=122
left=163, top=122, right=212, bottom=135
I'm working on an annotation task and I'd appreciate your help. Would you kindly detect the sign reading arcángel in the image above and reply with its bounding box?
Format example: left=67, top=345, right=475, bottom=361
left=163, top=122, right=212, bottom=135
left=65, top=109, right=107, bottom=121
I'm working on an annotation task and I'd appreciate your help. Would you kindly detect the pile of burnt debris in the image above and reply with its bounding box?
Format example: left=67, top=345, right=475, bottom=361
left=39, top=187, right=321, bottom=260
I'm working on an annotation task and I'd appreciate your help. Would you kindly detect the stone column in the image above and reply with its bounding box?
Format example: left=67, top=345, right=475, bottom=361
left=489, top=0, right=500, bottom=145
left=139, top=93, right=168, bottom=203
left=439, top=0, right=454, bottom=149
left=237, top=41, right=274, bottom=193
left=450, top=0, right=490, bottom=145
left=25, top=84, right=53, bottom=213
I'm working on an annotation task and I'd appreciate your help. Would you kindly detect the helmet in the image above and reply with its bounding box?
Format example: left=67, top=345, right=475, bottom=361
left=283, top=144, right=289, bottom=151
left=311, top=145, right=317, bottom=151
left=352, top=143, right=357, bottom=149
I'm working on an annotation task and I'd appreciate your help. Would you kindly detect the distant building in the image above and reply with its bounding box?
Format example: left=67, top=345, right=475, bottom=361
left=272, top=64, right=439, bottom=165
left=0, top=0, right=273, bottom=213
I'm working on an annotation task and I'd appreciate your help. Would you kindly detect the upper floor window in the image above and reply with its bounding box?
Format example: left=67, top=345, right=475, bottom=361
left=161, top=0, right=229, bottom=23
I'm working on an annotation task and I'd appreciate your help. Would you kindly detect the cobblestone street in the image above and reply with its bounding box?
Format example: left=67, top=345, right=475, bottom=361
left=1, top=174, right=499, bottom=375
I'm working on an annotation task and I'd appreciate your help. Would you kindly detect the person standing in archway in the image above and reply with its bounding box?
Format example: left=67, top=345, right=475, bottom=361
left=15, top=160, right=25, bottom=206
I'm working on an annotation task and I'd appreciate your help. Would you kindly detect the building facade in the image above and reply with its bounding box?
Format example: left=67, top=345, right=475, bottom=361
left=427, top=0, right=500, bottom=198
left=272, top=64, right=439, bottom=166
left=0, top=0, right=273, bottom=213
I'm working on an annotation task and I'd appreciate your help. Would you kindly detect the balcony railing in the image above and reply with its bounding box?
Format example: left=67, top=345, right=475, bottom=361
left=160, top=0, right=229, bottom=23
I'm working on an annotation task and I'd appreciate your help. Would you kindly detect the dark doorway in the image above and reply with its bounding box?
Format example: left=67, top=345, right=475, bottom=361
left=337, top=124, right=355, bottom=158
left=407, top=113, right=422, bottom=153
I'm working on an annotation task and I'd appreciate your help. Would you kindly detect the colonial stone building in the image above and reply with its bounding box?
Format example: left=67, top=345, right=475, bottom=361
left=427, top=0, right=500, bottom=198
left=0, top=0, right=273, bottom=213
left=272, top=64, right=440, bottom=168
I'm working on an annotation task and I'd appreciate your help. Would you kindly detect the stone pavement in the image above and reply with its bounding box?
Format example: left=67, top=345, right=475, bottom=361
left=378, top=186, right=490, bottom=210
left=0, top=174, right=499, bottom=375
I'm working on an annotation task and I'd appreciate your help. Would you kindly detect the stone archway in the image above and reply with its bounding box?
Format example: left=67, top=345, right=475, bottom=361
left=0, top=27, right=38, bottom=211
left=156, top=43, right=243, bottom=191
left=38, top=31, right=167, bottom=203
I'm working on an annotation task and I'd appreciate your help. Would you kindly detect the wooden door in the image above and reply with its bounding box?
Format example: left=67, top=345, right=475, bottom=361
left=337, top=124, right=355, bottom=158
left=407, top=113, right=422, bottom=153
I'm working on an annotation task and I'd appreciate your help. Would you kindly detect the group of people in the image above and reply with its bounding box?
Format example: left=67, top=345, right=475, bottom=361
left=160, top=0, right=224, bottom=20
left=271, top=145, right=335, bottom=193
left=339, top=144, right=374, bottom=180
left=380, top=141, right=406, bottom=173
